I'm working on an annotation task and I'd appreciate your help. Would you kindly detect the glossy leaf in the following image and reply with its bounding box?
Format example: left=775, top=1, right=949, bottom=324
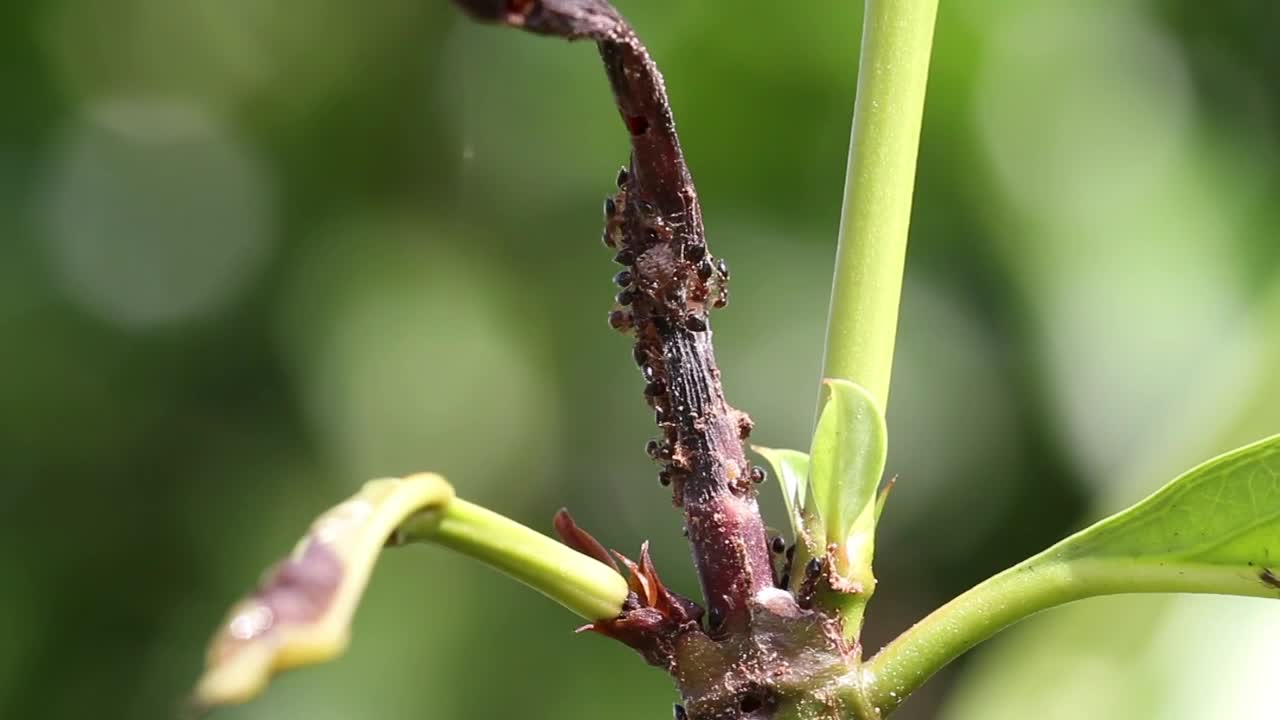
left=865, top=433, right=1280, bottom=714
left=1048, top=433, right=1280, bottom=581
left=752, top=446, right=810, bottom=538
left=806, top=378, right=888, bottom=561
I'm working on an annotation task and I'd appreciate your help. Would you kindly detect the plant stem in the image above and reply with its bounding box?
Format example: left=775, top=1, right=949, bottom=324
left=809, top=0, right=938, bottom=650
left=820, top=0, right=938, bottom=411
left=859, top=555, right=1280, bottom=715
left=401, top=497, right=631, bottom=622
left=453, top=0, right=776, bottom=636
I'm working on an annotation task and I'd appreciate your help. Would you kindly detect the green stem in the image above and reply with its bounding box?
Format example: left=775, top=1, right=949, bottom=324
left=859, top=556, right=1280, bottom=715
left=820, top=0, right=938, bottom=410
left=812, top=0, right=938, bottom=649
left=401, top=498, right=631, bottom=622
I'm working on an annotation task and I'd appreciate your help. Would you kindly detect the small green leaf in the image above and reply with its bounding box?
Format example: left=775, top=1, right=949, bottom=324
left=806, top=378, right=888, bottom=560
left=752, top=446, right=810, bottom=538
left=1047, top=433, right=1280, bottom=586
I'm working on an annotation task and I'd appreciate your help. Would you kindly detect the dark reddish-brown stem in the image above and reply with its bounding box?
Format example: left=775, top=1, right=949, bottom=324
left=451, top=0, right=774, bottom=636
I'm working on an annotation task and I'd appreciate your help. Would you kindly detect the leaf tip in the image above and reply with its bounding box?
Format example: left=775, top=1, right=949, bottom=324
left=193, top=473, right=455, bottom=708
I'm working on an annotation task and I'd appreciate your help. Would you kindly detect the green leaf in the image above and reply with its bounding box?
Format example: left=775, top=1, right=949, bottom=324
left=752, top=446, right=810, bottom=538
left=1048, top=433, right=1280, bottom=584
left=863, top=433, right=1280, bottom=715
left=806, top=378, right=888, bottom=561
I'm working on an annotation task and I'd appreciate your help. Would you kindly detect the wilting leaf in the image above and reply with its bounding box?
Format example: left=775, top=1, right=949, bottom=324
left=752, top=446, right=810, bottom=538
left=806, top=379, right=888, bottom=561
left=194, top=473, right=634, bottom=711
left=1038, top=433, right=1280, bottom=594
left=194, top=473, right=455, bottom=708
left=553, top=508, right=620, bottom=572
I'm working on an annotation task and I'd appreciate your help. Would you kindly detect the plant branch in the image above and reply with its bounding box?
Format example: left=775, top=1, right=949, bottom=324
left=820, top=0, right=938, bottom=412
left=399, top=497, right=631, bottom=621
left=862, top=432, right=1280, bottom=713
left=453, top=0, right=775, bottom=636
left=782, top=0, right=938, bottom=653
left=860, top=556, right=1280, bottom=715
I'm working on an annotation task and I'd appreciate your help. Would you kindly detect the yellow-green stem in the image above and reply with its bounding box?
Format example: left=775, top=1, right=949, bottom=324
left=820, top=0, right=938, bottom=412
left=402, top=499, right=630, bottom=622
left=859, top=555, right=1280, bottom=715
left=814, top=0, right=938, bottom=651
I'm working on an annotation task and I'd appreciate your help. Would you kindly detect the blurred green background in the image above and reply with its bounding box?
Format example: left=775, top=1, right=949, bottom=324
left=4, top=0, right=1280, bottom=718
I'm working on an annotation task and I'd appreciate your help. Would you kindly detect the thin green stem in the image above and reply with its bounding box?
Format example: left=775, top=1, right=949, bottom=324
left=820, top=0, right=938, bottom=411
left=859, top=557, right=1280, bottom=715
left=401, top=498, right=631, bottom=622
left=812, top=0, right=938, bottom=650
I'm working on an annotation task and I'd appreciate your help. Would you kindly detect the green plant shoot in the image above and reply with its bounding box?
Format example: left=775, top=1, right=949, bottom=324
left=863, top=432, right=1280, bottom=714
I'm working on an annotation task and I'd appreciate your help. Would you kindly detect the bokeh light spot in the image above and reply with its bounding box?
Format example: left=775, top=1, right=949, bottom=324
left=39, top=98, right=275, bottom=330
left=278, top=214, right=561, bottom=506
left=976, top=5, right=1194, bottom=224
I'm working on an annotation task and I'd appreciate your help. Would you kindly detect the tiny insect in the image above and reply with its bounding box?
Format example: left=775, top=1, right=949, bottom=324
left=608, top=309, right=632, bottom=333
left=696, top=259, right=714, bottom=281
